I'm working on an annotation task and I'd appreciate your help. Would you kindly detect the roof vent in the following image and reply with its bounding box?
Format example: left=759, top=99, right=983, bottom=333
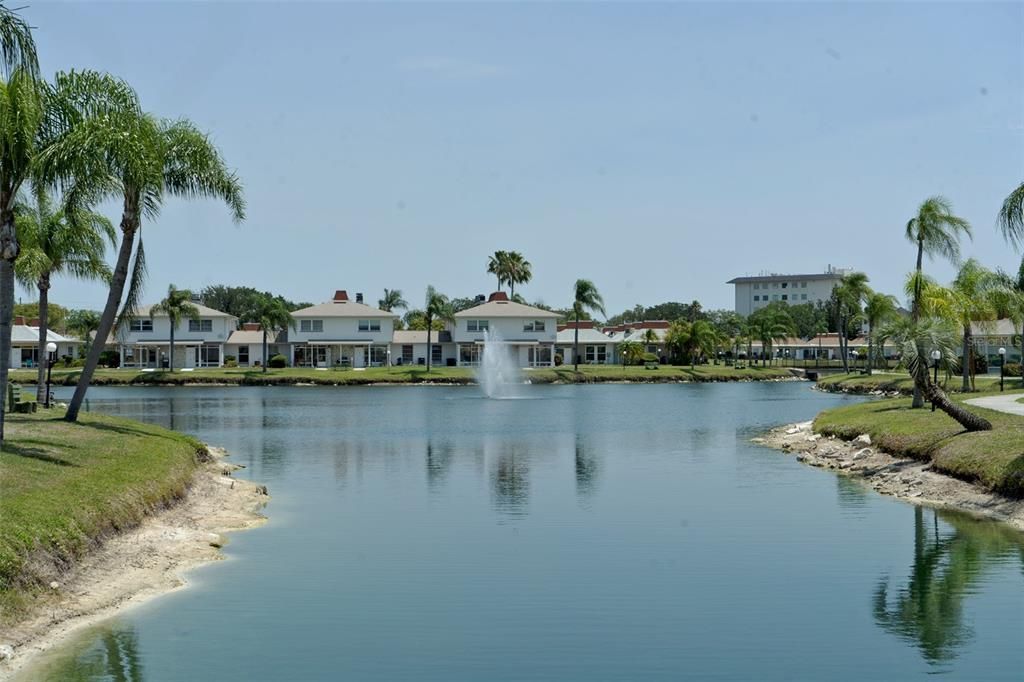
left=488, top=291, right=509, bottom=303
left=356, top=292, right=364, bottom=303
left=333, top=290, right=349, bottom=302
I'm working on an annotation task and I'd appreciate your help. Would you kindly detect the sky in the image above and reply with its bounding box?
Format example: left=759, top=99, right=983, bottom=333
left=23, top=1, right=1024, bottom=317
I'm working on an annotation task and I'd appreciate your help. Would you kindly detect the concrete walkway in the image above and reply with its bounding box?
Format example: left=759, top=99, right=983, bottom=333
left=965, top=393, right=1024, bottom=417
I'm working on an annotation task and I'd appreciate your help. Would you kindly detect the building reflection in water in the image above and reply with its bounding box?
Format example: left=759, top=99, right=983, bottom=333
left=426, top=440, right=454, bottom=491
left=873, top=506, right=1024, bottom=665
left=491, top=444, right=529, bottom=518
left=574, top=433, right=599, bottom=500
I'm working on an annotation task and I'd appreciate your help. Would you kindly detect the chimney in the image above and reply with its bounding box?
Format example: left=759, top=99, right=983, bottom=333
left=356, top=292, right=364, bottom=304
left=242, top=322, right=261, bottom=331
left=29, top=318, right=40, bottom=327
left=488, top=291, right=509, bottom=303
left=333, top=290, right=349, bottom=302
left=13, top=316, right=24, bottom=325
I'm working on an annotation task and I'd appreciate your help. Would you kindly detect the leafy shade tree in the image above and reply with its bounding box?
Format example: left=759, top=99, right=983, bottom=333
left=15, top=190, right=114, bottom=400
left=248, top=295, right=295, bottom=373
left=378, top=288, right=408, bottom=313
left=572, top=279, right=605, bottom=371
left=748, top=305, right=795, bottom=366
left=149, top=285, right=199, bottom=372
left=423, top=286, right=454, bottom=372
left=14, top=301, right=69, bottom=332
left=41, top=71, right=245, bottom=422
left=905, top=196, right=972, bottom=407
left=832, top=272, right=871, bottom=373
left=880, top=316, right=991, bottom=432
left=862, top=292, right=897, bottom=374
left=198, top=285, right=308, bottom=320
left=618, top=339, right=643, bottom=368
left=65, top=308, right=101, bottom=352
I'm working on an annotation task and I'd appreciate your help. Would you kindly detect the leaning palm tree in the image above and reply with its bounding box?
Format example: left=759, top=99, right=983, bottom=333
left=880, top=316, right=991, bottom=432
left=572, top=279, right=605, bottom=371
left=149, top=285, right=199, bottom=372
left=14, top=189, right=114, bottom=400
left=250, top=295, right=294, bottom=373
left=905, top=196, right=972, bottom=407
left=506, top=251, right=532, bottom=298
left=378, top=288, right=407, bottom=313
left=39, top=71, right=245, bottom=422
left=862, top=292, right=897, bottom=374
left=423, top=285, right=454, bottom=372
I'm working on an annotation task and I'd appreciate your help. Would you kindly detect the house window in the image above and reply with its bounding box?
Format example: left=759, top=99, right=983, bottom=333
left=781, top=282, right=788, bottom=289
left=238, top=346, right=249, bottom=365
left=299, top=320, right=324, bottom=333
left=358, top=319, right=381, bottom=332
left=753, top=295, right=759, bottom=302
left=801, top=282, right=807, bottom=288
left=199, top=344, right=220, bottom=366
left=772, top=294, right=779, bottom=301
left=466, top=320, right=489, bottom=332
left=529, top=346, right=552, bottom=366
left=364, top=346, right=387, bottom=366
left=753, top=283, right=760, bottom=289
left=129, top=319, right=153, bottom=332
left=586, top=345, right=607, bottom=363
left=523, top=320, right=546, bottom=332
left=432, top=344, right=443, bottom=365
left=460, top=344, right=481, bottom=365
left=402, top=345, right=413, bottom=364
left=772, top=283, right=779, bottom=289
left=781, top=294, right=788, bottom=301
left=801, top=294, right=808, bottom=300
left=189, top=319, right=213, bottom=333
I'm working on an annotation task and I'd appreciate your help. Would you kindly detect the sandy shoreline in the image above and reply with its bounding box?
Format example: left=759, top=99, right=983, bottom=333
left=0, top=447, right=268, bottom=680
left=757, top=421, right=1024, bottom=532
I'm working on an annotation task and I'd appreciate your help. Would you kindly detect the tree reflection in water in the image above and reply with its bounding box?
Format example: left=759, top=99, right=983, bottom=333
left=874, top=506, right=1024, bottom=664
left=492, top=446, right=529, bottom=518
left=43, top=626, right=144, bottom=682
left=574, top=434, right=599, bottom=500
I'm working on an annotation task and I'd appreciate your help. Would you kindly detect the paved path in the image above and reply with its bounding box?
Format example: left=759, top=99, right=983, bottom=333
left=965, top=393, right=1024, bottom=416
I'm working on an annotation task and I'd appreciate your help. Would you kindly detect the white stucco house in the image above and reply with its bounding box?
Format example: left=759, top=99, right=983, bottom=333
left=9, top=317, right=80, bottom=368
left=452, top=292, right=558, bottom=367
left=225, top=323, right=289, bottom=367
left=289, top=290, right=397, bottom=368
left=115, top=303, right=237, bottom=369
left=556, top=324, right=618, bottom=365
left=390, top=330, right=457, bottom=367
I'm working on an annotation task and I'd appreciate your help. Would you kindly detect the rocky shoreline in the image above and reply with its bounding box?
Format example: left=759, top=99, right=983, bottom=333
left=756, top=422, right=1024, bottom=532
left=0, top=448, right=268, bottom=680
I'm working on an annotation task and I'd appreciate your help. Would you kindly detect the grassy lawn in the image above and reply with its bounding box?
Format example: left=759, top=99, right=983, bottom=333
left=813, top=392, right=1024, bottom=496
left=10, top=363, right=796, bottom=386
left=0, top=409, right=203, bottom=624
left=817, top=371, right=1012, bottom=395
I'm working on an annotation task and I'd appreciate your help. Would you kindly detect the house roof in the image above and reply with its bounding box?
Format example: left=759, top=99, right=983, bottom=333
left=726, top=272, right=849, bottom=285
left=454, top=299, right=559, bottom=319
left=134, top=303, right=235, bottom=319
left=556, top=328, right=616, bottom=344
left=11, top=325, right=76, bottom=345
left=606, top=327, right=667, bottom=343
left=292, top=300, right=396, bottom=318
left=392, top=330, right=453, bottom=344
left=226, top=329, right=288, bottom=345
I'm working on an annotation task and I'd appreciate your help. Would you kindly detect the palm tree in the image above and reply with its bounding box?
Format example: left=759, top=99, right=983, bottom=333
left=997, top=182, right=1024, bottom=250
left=486, top=250, right=509, bottom=291
left=689, top=320, right=720, bottom=367
left=665, top=319, right=691, bottom=364
left=832, top=272, right=871, bottom=373
left=506, top=251, right=532, bottom=298
left=40, top=71, right=245, bottom=422
left=149, top=285, right=199, bottom=372
left=994, top=265, right=1024, bottom=386
left=378, top=288, right=407, bottom=313
left=905, top=196, right=972, bottom=407
left=14, top=189, right=114, bottom=400
left=880, top=316, right=991, bottom=432
left=862, top=292, right=897, bottom=374
left=748, top=306, right=795, bottom=366
left=572, top=279, right=605, bottom=371
left=618, top=339, right=643, bottom=368
left=249, top=295, right=294, bottom=373
left=423, top=286, right=454, bottom=372
left=65, top=308, right=101, bottom=354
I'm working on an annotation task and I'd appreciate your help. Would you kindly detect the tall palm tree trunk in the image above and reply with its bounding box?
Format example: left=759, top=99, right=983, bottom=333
left=0, top=204, right=19, bottom=441
left=573, top=313, right=580, bottom=372
left=911, top=240, right=925, bottom=408
left=426, top=322, right=432, bottom=372
left=66, top=213, right=138, bottom=423
left=262, top=329, right=268, bottom=373
left=168, top=318, right=175, bottom=372
left=866, top=323, right=874, bottom=376
left=35, top=275, right=50, bottom=402
left=961, top=327, right=971, bottom=392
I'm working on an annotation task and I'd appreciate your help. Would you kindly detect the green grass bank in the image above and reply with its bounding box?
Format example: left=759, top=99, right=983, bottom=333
left=816, top=371, right=1012, bottom=395
left=813, top=394, right=1024, bottom=497
left=0, top=410, right=205, bottom=625
left=10, top=364, right=796, bottom=387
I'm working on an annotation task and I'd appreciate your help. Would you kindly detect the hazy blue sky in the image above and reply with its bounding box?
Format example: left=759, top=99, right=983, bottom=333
left=26, top=1, right=1024, bottom=316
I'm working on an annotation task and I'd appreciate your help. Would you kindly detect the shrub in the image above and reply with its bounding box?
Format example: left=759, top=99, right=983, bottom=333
left=1004, top=362, right=1021, bottom=378
left=224, top=359, right=238, bottom=368
left=642, top=352, right=658, bottom=363
left=554, top=354, right=563, bottom=366
left=98, top=350, right=120, bottom=368
left=269, top=354, right=287, bottom=368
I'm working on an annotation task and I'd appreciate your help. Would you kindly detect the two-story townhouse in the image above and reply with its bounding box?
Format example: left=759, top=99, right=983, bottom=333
left=118, top=304, right=237, bottom=369
left=290, top=290, right=397, bottom=368
left=389, top=330, right=457, bottom=367
left=452, top=292, right=558, bottom=368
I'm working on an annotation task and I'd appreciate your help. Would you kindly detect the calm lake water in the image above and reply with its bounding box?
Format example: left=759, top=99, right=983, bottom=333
left=25, top=383, right=1024, bottom=681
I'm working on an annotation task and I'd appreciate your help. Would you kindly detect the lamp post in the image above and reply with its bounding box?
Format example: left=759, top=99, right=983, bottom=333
left=930, top=349, right=941, bottom=412
left=852, top=350, right=858, bottom=373
left=998, top=347, right=1006, bottom=392
left=44, top=341, right=57, bottom=408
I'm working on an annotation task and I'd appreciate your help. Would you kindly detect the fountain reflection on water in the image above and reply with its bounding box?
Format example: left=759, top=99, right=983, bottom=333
left=477, top=328, right=520, bottom=398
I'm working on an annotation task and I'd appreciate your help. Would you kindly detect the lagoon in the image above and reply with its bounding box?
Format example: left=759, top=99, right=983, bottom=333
left=27, top=383, right=1024, bottom=680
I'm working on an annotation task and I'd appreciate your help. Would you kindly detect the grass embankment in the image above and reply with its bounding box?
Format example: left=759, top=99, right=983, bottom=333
left=0, top=410, right=205, bottom=624
left=813, top=394, right=1024, bottom=497
left=817, top=371, right=1011, bottom=395
left=10, top=364, right=796, bottom=386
